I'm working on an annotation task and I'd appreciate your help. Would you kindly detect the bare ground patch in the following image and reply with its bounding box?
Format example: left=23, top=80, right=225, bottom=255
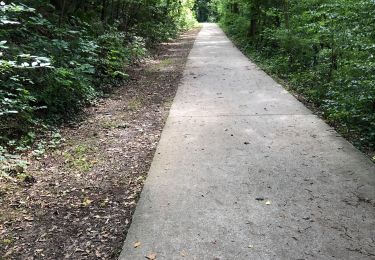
left=0, top=27, right=200, bottom=260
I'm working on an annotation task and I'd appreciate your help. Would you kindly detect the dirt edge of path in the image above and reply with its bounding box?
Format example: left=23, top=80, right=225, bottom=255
left=0, top=27, right=201, bottom=260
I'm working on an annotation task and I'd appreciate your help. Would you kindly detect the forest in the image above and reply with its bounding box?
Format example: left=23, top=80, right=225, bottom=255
left=1, top=0, right=375, bottom=259
left=0, top=0, right=196, bottom=167
left=210, top=0, right=375, bottom=156
left=1, top=0, right=374, bottom=167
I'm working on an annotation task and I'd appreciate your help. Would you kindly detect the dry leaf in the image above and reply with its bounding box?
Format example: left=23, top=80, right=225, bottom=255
left=134, top=241, right=141, bottom=248
left=82, top=197, right=92, bottom=207
left=145, top=252, right=157, bottom=259
left=180, top=250, right=188, bottom=257
left=24, top=216, right=34, bottom=221
left=265, top=200, right=271, bottom=205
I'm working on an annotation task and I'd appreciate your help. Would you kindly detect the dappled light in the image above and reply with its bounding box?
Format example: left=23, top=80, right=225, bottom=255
left=1, top=1, right=374, bottom=259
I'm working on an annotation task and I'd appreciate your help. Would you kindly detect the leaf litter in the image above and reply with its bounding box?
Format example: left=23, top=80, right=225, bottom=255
left=0, top=28, right=201, bottom=259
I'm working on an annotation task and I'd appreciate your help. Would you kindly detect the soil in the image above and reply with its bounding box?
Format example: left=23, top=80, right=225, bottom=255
left=0, top=27, right=200, bottom=260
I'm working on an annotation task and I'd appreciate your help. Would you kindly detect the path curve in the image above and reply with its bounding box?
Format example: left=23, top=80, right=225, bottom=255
left=120, top=23, right=375, bottom=260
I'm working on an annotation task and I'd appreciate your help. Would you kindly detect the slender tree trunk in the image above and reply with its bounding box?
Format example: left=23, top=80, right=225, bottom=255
left=101, top=0, right=107, bottom=24
left=248, top=0, right=260, bottom=38
left=283, top=0, right=290, bottom=29
left=116, top=0, right=120, bottom=20
left=110, top=0, right=114, bottom=23
left=58, top=0, right=66, bottom=26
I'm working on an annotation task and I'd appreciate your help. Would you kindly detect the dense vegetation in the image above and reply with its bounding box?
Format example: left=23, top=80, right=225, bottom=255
left=2, top=0, right=374, bottom=163
left=0, top=0, right=196, bottom=154
left=210, top=0, right=375, bottom=154
left=194, top=0, right=217, bottom=22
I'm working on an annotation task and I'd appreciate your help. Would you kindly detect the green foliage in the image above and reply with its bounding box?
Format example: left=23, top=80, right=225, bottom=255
left=195, top=0, right=219, bottom=22
left=0, top=0, right=197, bottom=160
left=215, top=0, right=375, bottom=152
left=0, top=129, right=62, bottom=177
left=63, top=144, right=95, bottom=172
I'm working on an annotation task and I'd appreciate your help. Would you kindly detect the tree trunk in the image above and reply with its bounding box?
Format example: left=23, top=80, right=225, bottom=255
left=101, top=0, right=107, bottom=24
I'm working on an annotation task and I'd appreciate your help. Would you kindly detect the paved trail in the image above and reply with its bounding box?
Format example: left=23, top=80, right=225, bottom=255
left=120, top=24, right=375, bottom=259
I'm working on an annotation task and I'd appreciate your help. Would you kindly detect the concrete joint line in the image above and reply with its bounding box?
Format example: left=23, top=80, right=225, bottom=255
left=170, top=114, right=316, bottom=118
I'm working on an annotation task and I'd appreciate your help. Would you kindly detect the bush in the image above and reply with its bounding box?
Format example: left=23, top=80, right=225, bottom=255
left=0, top=1, right=197, bottom=149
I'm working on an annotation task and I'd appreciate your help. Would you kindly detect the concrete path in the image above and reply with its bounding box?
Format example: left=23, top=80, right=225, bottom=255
left=119, top=24, right=375, bottom=260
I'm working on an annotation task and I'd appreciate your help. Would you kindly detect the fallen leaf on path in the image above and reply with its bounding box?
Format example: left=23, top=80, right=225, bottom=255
left=82, top=197, right=93, bottom=207
left=145, top=252, right=157, bottom=259
left=265, top=200, right=271, bottom=205
left=24, top=216, right=34, bottom=221
left=180, top=250, right=188, bottom=257
left=134, top=241, right=141, bottom=248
